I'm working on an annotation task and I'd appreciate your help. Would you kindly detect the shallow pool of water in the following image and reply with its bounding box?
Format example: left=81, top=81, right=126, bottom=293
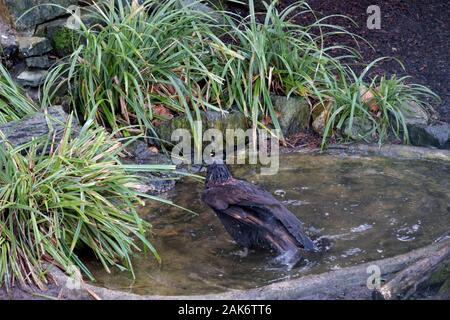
left=87, top=153, right=450, bottom=295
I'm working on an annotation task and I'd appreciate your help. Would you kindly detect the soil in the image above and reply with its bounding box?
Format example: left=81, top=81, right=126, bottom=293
left=230, top=0, right=450, bottom=123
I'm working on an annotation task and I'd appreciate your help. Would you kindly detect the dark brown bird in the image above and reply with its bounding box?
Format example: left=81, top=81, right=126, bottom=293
left=201, top=163, right=317, bottom=266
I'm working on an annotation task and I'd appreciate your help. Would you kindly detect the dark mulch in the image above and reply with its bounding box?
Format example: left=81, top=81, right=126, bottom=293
left=285, top=129, right=325, bottom=149
left=231, top=0, right=450, bottom=122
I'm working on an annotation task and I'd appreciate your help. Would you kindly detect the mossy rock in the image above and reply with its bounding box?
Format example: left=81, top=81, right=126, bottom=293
left=342, top=117, right=374, bottom=142
left=35, top=18, right=79, bottom=57
left=428, top=262, right=450, bottom=287
left=271, top=95, right=310, bottom=136
left=52, top=27, right=78, bottom=57
left=152, top=110, right=249, bottom=147
left=153, top=95, right=310, bottom=147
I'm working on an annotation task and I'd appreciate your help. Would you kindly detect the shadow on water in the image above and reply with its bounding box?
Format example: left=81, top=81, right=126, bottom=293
left=86, top=153, right=450, bottom=295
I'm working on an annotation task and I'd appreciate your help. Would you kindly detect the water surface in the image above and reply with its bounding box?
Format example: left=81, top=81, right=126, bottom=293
left=87, top=153, right=450, bottom=295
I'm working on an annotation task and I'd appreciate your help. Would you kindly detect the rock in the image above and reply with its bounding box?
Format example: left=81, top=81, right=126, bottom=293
left=401, top=100, right=429, bottom=126
left=128, top=140, right=162, bottom=165
left=271, top=95, right=310, bottom=136
left=180, top=0, right=217, bottom=14
left=25, top=55, right=54, bottom=69
left=153, top=95, right=309, bottom=147
left=0, top=37, right=18, bottom=58
left=16, top=69, right=48, bottom=87
left=408, top=121, right=450, bottom=150
left=35, top=6, right=98, bottom=57
left=312, top=110, right=328, bottom=136
left=311, top=99, right=334, bottom=136
left=124, top=140, right=178, bottom=194
left=203, top=110, right=249, bottom=132
left=24, top=87, right=40, bottom=103
left=132, top=172, right=177, bottom=194
left=0, top=21, right=18, bottom=61
left=0, top=20, right=18, bottom=68
left=33, top=237, right=450, bottom=300
left=0, top=105, right=78, bottom=149
left=0, top=0, right=78, bottom=31
left=342, top=117, right=373, bottom=141
left=17, top=36, right=52, bottom=57
left=154, top=109, right=248, bottom=147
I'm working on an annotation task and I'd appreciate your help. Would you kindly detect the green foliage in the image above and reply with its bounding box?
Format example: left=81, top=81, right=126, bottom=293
left=0, top=120, right=177, bottom=289
left=215, top=0, right=358, bottom=138
left=0, top=63, right=37, bottom=124
left=322, top=59, right=439, bottom=146
left=44, top=0, right=232, bottom=149
left=41, top=0, right=439, bottom=148
left=52, top=27, right=79, bottom=56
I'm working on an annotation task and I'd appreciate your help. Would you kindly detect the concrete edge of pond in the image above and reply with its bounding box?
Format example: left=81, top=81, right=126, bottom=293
left=325, top=144, right=450, bottom=162
left=44, top=236, right=450, bottom=300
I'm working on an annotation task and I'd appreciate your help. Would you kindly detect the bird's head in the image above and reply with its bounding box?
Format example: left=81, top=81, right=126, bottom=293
left=205, top=162, right=232, bottom=187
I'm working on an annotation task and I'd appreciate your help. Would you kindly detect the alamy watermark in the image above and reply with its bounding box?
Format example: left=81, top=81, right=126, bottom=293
left=367, top=5, right=381, bottom=30
left=366, top=264, right=381, bottom=290
left=65, top=264, right=83, bottom=290
left=170, top=122, right=280, bottom=175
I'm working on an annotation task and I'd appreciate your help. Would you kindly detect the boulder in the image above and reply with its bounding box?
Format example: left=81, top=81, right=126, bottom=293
left=0, top=106, right=77, bottom=149
left=36, top=20, right=77, bottom=57
left=408, top=121, right=450, bottom=150
left=401, top=100, right=429, bottom=126
left=154, top=109, right=248, bottom=147
left=271, top=95, right=310, bottom=136
left=17, top=36, right=52, bottom=57
left=0, top=0, right=78, bottom=31
left=16, top=69, right=48, bottom=87
left=25, top=55, right=55, bottom=68
left=342, top=116, right=373, bottom=141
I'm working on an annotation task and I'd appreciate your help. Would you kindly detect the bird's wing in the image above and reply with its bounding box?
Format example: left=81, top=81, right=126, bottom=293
left=201, top=180, right=278, bottom=210
left=202, top=180, right=317, bottom=250
left=251, top=205, right=317, bottom=251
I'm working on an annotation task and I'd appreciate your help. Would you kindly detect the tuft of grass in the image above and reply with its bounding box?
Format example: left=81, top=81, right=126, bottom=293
left=321, top=58, right=439, bottom=146
left=0, top=63, right=37, bottom=124
left=43, top=0, right=360, bottom=145
left=215, top=0, right=360, bottom=140
left=43, top=0, right=232, bottom=150
left=0, top=119, right=177, bottom=290
left=373, top=74, right=439, bottom=142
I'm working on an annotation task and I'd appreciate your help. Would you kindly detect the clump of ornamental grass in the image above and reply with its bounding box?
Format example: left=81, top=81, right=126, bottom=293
left=321, top=58, right=439, bottom=146
left=39, top=0, right=439, bottom=149
left=43, top=0, right=232, bottom=149
left=0, top=63, right=37, bottom=124
left=0, top=119, right=177, bottom=290
left=43, top=0, right=358, bottom=144
left=215, top=0, right=360, bottom=139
